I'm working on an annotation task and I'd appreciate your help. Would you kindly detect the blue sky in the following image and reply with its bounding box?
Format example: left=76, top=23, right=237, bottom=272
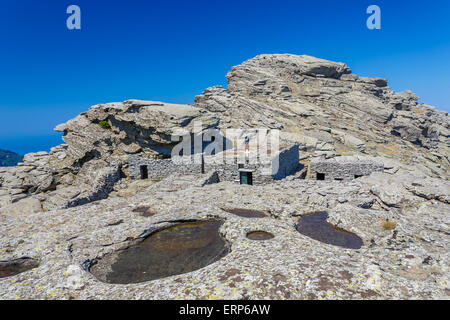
left=1, top=0, right=449, bottom=155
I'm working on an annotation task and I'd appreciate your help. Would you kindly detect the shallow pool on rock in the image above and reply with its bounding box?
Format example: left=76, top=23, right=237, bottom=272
left=222, top=208, right=268, bottom=218
left=90, top=220, right=229, bottom=284
left=0, top=258, right=39, bottom=279
left=132, top=206, right=156, bottom=217
left=296, top=212, right=363, bottom=249
left=247, top=231, right=275, bottom=240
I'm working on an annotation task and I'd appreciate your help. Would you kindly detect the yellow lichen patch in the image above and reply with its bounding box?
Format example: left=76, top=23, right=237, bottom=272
left=382, top=220, right=397, bottom=231
left=230, top=288, right=238, bottom=298
left=300, top=160, right=310, bottom=166
left=412, top=107, right=425, bottom=114
left=290, top=127, right=304, bottom=135
left=205, top=292, right=223, bottom=300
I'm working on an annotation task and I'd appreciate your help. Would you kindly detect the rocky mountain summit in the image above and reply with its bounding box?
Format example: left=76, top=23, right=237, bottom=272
left=195, top=55, right=448, bottom=173
left=1, top=55, right=448, bottom=211
left=0, top=54, right=449, bottom=300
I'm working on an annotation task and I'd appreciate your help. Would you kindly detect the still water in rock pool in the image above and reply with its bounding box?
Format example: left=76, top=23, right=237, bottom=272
left=247, top=231, right=275, bottom=240
left=222, top=208, right=268, bottom=218
left=90, top=220, right=229, bottom=284
left=296, top=212, right=363, bottom=249
left=0, top=258, right=39, bottom=279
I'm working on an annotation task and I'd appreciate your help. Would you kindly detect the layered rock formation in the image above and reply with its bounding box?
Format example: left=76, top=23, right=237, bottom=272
left=0, top=54, right=448, bottom=300
left=1, top=54, right=448, bottom=212
left=194, top=55, right=448, bottom=177
left=0, top=101, right=219, bottom=210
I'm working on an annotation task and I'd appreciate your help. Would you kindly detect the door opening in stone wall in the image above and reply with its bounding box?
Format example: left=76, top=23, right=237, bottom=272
left=240, top=171, right=253, bottom=185
left=140, top=165, right=148, bottom=179
left=201, top=154, right=205, bottom=174
left=317, top=173, right=325, bottom=180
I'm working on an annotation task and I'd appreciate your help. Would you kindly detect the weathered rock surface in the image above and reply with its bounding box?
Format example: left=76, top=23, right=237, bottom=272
left=0, top=101, right=219, bottom=211
left=0, top=172, right=448, bottom=299
left=0, top=54, right=448, bottom=300
left=54, top=100, right=219, bottom=163
left=194, top=54, right=449, bottom=178
left=1, top=55, right=448, bottom=212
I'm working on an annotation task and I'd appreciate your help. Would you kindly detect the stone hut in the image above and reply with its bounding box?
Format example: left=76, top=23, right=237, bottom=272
left=309, top=157, right=384, bottom=181
left=204, top=143, right=300, bottom=185
left=128, top=144, right=300, bottom=185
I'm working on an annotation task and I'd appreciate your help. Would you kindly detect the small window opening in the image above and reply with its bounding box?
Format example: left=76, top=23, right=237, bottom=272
left=355, top=175, right=363, bottom=179
left=316, top=173, right=325, bottom=181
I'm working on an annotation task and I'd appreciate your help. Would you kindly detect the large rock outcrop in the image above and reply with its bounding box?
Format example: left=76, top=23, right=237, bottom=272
left=0, top=101, right=219, bottom=210
left=0, top=53, right=449, bottom=300
left=54, top=100, right=220, bottom=164
left=0, top=53, right=448, bottom=212
left=194, top=54, right=449, bottom=178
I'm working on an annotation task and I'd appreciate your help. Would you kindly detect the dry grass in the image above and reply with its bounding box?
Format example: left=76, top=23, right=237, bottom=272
left=378, top=143, right=401, bottom=157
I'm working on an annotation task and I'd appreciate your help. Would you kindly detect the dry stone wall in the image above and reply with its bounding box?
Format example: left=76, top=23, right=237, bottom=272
left=309, top=157, right=384, bottom=181
left=128, top=155, right=203, bottom=180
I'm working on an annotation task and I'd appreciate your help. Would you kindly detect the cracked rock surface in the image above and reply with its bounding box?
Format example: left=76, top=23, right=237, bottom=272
left=0, top=172, right=448, bottom=300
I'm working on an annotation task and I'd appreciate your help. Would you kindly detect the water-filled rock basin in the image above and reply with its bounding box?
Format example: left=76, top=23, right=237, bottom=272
left=0, top=258, right=39, bottom=279
left=247, top=231, right=275, bottom=240
left=296, top=212, right=363, bottom=249
left=90, top=220, right=229, bottom=284
left=132, top=206, right=156, bottom=217
left=222, top=208, right=268, bottom=218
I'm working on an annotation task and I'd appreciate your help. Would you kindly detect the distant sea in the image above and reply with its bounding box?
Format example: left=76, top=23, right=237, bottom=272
left=0, top=133, right=64, bottom=156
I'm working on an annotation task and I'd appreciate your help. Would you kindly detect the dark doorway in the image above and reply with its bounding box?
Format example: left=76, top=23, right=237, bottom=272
left=201, top=154, right=205, bottom=174
left=355, top=175, right=363, bottom=179
left=316, top=173, right=325, bottom=181
left=240, top=171, right=253, bottom=185
left=140, top=165, right=148, bottom=179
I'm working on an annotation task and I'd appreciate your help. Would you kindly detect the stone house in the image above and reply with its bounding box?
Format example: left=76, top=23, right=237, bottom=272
left=204, top=143, right=300, bottom=185
left=128, top=144, right=300, bottom=185
left=309, top=157, right=384, bottom=181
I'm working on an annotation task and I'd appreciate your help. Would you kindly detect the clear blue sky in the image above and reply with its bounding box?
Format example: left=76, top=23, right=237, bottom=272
left=1, top=0, right=449, bottom=155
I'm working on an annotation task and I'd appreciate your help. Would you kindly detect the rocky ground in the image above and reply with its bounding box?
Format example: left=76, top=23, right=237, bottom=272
left=0, top=172, right=448, bottom=299
left=0, top=54, right=448, bottom=299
